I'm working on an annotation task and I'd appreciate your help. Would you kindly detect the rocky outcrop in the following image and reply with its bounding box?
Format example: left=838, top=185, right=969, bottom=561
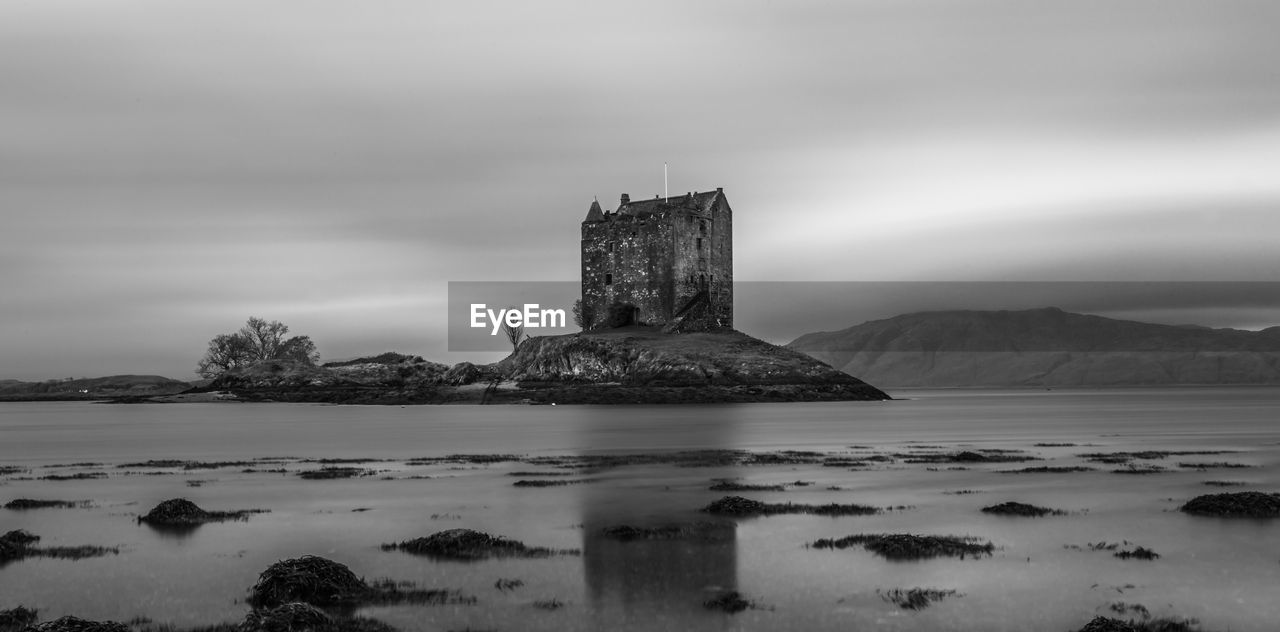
left=788, top=308, right=1280, bottom=387
left=201, top=356, right=462, bottom=404
left=496, top=328, right=888, bottom=403
left=189, top=329, right=888, bottom=404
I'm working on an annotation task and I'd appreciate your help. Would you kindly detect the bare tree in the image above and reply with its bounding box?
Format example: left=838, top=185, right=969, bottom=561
left=196, top=316, right=320, bottom=378
left=501, top=314, right=525, bottom=352
left=196, top=333, right=254, bottom=378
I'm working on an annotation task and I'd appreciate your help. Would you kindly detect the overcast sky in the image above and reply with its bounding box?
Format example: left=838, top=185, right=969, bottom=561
left=3, top=0, right=1279, bottom=380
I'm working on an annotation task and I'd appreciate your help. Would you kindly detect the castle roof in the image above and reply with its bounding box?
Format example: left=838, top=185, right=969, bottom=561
left=617, top=189, right=723, bottom=218
left=584, top=199, right=604, bottom=222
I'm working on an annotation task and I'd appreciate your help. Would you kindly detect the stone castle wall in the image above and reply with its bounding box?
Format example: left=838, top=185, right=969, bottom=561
left=581, top=190, right=732, bottom=330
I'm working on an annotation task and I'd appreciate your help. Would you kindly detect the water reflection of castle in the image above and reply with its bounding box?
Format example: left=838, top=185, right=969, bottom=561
left=581, top=485, right=739, bottom=629
left=575, top=408, right=743, bottom=629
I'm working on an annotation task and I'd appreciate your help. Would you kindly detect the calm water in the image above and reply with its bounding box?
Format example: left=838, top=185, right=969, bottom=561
left=2, top=388, right=1278, bottom=631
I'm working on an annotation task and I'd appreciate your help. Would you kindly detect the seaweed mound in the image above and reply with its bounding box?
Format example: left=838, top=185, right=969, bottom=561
left=4, top=499, right=85, bottom=510
left=0, top=530, right=40, bottom=561
left=22, top=617, right=130, bottom=632
left=1076, top=617, right=1137, bottom=632
left=810, top=533, right=995, bottom=560
left=0, top=529, right=116, bottom=563
left=703, top=591, right=753, bottom=613
left=980, top=501, right=1064, bottom=517
left=138, top=498, right=262, bottom=527
left=702, top=495, right=879, bottom=517
left=703, top=496, right=766, bottom=515
left=382, top=529, right=572, bottom=561
left=2, top=529, right=40, bottom=546
left=248, top=556, right=372, bottom=607
left=1114, top=546, right=1160, bottom=560
left=0, top=606, right=38, bottom=630
left=1180, top=491, right=1280, bottom=518
left=139, top=498, right=211, bottom=525
left=877, top=588, right=960, bottom=610
left=247, top=555, right=476, bottom=609
left=240, top=608, right=395, bottom=632
left=240, top=603, right=332, bottom=632
left=600, top=522, right=735, bottom=542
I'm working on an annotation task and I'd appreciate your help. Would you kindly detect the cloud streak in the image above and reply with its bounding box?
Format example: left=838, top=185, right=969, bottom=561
left=2, top=0, right=1278, bottom=379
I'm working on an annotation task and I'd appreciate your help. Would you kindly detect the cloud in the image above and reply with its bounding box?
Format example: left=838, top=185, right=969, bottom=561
left=2, top=0, right=1278, bottom=378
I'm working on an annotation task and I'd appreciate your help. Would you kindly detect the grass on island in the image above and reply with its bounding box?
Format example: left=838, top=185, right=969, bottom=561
left=703, top=591, right=755, bottom=614
left=1, top=529, right=118, bottom=564
left=380, top=528, right=578, bottom=561
left=0, top=606, right=39, bottom=631
left=1078, top=450, right=1238, bottom=464
left=1075, top=615, right=1212, bottom=632
left=17, top=616, right=130, bottom=632
left=137, top=498, right=267, bottom=527
left=810, top=533, right=995, bottom=561
left=511, top=478, right=597, bottom=487
left=1113, top=546, right=1160, bottom=561
left=980, top=501, right=1067, bottom=517
left=898, top=450, right=1041, bottom=464
left=247, top=555, right=473, bottom=608
left=1178, top=462, right=1254, bottom=470
left=999, top=466, right=1096, bottom=474
left=877, top=587, right=961, bottom=610
left=4, top=499, right=91, bottom=510
left=135, top=602, right=401, bottom=632
left=494, top=578, right=524, bottom=592
left=1111, top=464, right=1167, bottom=475
left=599, top=522, right=735, bottom=542
left=702, top=495, right=880, bottom=517
left=297, top=467, right=378, bottom=480
left=1180, top=491, right=1280, bottom=518
left=1065, top=541, right=1160, bottom=561
left=38, top=472, right=108, bottom=481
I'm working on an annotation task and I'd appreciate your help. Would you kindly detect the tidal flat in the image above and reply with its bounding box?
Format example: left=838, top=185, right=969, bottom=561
left=1, top=387, right=1279, bottom=631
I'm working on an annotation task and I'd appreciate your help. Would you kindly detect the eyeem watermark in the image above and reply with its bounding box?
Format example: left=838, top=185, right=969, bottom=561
left=470, top=304, right=566, bottom=335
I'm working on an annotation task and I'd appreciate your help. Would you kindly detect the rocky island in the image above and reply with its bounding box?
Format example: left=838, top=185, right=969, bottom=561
left=184, top=328, right=888, bottom=405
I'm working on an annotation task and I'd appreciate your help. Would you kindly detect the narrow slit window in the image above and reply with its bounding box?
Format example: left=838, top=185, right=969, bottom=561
left=605, top=273, right=613, bottom=285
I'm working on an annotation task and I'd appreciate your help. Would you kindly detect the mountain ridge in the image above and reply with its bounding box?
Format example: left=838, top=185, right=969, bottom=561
left=787, top=308, right=1280, bottom=387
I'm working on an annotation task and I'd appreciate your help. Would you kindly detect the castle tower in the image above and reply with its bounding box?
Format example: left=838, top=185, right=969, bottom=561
left=580, top=188, right=732, bottom=331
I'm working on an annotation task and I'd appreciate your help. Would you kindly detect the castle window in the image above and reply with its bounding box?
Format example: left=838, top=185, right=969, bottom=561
left=699, top=273, right=706, bottom=288
left=699, top=220, right=707, bottom=234
left=695, top=237, right=703, bottom=250
left=607, top=241, right=614, bottom=253
left=605, top=273, right=613, bottom=285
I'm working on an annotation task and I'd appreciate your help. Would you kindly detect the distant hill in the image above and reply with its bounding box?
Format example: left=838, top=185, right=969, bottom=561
left=0, top=375, right=193, bottom=400
left=787, top=307, right=1280, bottom=387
